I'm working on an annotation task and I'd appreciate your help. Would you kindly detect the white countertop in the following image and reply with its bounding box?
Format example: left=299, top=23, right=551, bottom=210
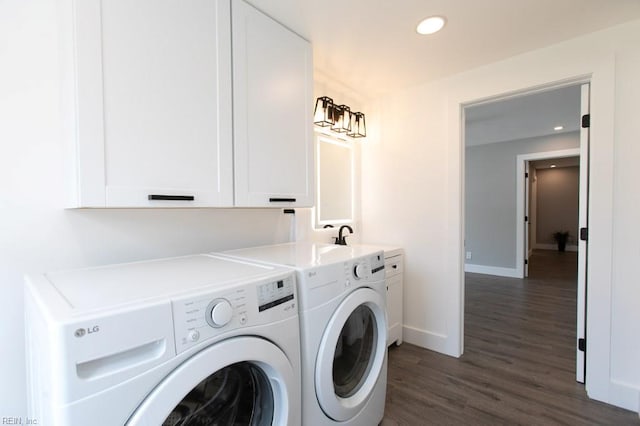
left=352, top=244, right=403, bottom=258
left=222, top=241, right=386, bottom=269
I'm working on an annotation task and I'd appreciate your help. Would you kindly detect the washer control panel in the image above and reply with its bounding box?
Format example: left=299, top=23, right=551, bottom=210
left=257, top=276, right=294, bottom=312
left=171, top=273, right=296, bottom=354
left=173, top=288, right=247, bottom=352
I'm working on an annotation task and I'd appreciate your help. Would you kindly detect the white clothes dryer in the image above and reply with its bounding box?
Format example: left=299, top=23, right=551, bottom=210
left=25, top=254, right=301, bottom=426
left=222, top=242, right=388, bottom=426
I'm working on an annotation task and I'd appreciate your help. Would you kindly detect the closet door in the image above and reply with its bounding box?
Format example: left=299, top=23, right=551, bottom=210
left=65, top=0, right=233, bottom=207
left=232, top=0, right=314, bottom=207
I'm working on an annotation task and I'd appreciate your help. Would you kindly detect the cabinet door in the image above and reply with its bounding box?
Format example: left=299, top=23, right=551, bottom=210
left=65, top=0, right=233, bottom=207
left=387, top=274, right=403, bottom=346
left=232, top=1, right=314, bottom=207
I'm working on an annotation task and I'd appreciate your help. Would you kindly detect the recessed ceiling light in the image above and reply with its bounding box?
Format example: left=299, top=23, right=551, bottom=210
left=416, top=16, right=446, bottom=35
left=554, top=125, right=564, bottom=131
left=550, top=164, right=557, bottom=168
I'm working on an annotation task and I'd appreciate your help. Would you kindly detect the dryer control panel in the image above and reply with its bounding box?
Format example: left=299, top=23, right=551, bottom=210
left=351, top=252, right=385, bottom=281
left=296, top=251, right=386, bottom=311
left=171, top=273, right=296, bottom=354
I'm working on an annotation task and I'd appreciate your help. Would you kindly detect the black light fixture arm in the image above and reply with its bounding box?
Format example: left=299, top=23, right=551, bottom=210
left=313, top=96, right=366, bottom=138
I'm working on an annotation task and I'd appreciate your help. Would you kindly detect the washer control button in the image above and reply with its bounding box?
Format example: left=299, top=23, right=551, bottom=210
left=188, top=330, right=200, bottom=342
left=239, top=313, right=248, bottom=325
left=206, top=299, right=233, bottom=328
left=345, top=279, right=351, bottom=287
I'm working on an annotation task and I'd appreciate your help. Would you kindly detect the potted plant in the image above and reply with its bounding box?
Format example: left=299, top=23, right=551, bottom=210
left=552, top=231, right=570, bottom=252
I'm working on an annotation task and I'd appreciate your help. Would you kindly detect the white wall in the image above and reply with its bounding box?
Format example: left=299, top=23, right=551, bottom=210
left=465, top=133, right=579, bottom=271
left=535, top=166, right=580, bottom=246
left=361, top=83, right=452, bottom=353
left=0, top=0, right=322, bottom=417
left=361, top=19, right=640, bottom=411
left=308, top=72, right=367, bottom=245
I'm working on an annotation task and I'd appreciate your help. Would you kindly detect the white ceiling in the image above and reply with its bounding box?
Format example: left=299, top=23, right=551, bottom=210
left=531, top=156, right=580, bottom=170
left=465, top=84, right=582, bottom=146
left=246, top=0, right=640, bottom=98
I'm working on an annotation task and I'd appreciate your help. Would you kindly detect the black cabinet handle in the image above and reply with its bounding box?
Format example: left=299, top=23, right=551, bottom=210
left=148, top=195, right=195, bottom=201
left=269, top=198, right=296, bottom=203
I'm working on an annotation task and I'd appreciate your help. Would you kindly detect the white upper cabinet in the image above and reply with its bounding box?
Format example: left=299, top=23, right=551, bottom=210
left=231, top=1, right=315, bottom=207
left=61, top=0, right=313, bottom=208
left=62, top=0, right=233, bottom=207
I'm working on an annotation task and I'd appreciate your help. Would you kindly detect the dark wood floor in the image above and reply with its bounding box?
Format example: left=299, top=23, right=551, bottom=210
left=382, top=250, right=639, bottom=425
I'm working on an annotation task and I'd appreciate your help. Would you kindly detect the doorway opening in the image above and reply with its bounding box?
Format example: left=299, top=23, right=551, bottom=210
left=518, top=150, right=580, bottom=278
left=463, top=82, right=589, bottom=384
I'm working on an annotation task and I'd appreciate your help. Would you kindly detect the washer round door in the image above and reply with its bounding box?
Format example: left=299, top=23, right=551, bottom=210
left=127, top=336, right=295, bottom=426
left=315, top=287, right=387, bottom=421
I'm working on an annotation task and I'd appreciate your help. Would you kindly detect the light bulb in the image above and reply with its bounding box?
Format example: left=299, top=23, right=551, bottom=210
left=416, top=16, right=446, bottom=35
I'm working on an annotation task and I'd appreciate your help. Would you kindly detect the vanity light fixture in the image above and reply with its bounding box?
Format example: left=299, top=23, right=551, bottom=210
left=347, top=112, right=366, bottom=138
left=332, top=105, right=351, bottom=133
left=416, top=16, right=446, bottom=35
left=314, top=96, right=335, bottom=127
left=313, top=97, right=366, bottom=138
left=554, top=125, right=564, bottom=131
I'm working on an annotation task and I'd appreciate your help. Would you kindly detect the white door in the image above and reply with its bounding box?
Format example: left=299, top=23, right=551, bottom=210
left=524, top=161, right=531, bottom=277
left=576, top=83, right=590, bottom=383
left=315, top=288, right=387, bottom=422
left=232, top=0, right=314, bottom=207
left=69, top=0, right=233, bottom=207
left=127, top=337, right=296, bottom=425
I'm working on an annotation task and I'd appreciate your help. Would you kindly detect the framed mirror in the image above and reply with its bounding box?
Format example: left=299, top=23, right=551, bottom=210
left=316, top=132, right=354, bottom=226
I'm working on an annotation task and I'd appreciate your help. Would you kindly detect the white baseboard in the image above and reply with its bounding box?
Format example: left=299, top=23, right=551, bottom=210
left=402, top=325, right=457, bottom=356
left=464, top=263, right=521, bottom=278
left=608, top=379, right=640, bottom=413
left=534, top=243, right=578, bottom=252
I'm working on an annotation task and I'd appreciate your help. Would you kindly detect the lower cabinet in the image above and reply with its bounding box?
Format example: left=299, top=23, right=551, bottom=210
left=385, top=249, right=404, bottom=346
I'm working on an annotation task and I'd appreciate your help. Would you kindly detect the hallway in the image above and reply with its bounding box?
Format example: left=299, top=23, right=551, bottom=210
left=382, top=250, right=638, bottom=424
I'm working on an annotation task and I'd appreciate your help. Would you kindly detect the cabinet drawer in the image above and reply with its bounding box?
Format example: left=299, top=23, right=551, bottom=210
left=385, top=255, right=403, bottom=278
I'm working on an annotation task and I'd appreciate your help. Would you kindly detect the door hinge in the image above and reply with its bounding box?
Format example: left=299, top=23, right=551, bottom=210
left=525, top=172, right=529, bottom=178
left=578, top=338, right=586, bottom=352
left=582, top=114, right=590, bottom=128
left=580, top=227, right=588, bottom=241
left=524, top=259, right=528, bottom=265
left=525, top=215, right=528, bottom=222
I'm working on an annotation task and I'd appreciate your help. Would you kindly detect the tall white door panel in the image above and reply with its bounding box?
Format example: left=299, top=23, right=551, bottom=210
left=64, top=0, right=233, bottom=207
left=576, top=83, right=590, bottom=383
left=524, top=161, right=530, bottom=277
left=232, top=0, right=314, bottom=207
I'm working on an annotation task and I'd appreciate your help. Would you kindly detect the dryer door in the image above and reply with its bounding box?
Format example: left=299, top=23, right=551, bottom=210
left=127, top=337, right=295, bottom=426
left=315, top=287, right=387, bottom=421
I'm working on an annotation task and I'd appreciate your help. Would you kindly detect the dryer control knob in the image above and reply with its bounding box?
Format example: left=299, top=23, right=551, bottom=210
left=353, top=263, right=366, bottom=279
left=209, top=300, right=233, bottom=327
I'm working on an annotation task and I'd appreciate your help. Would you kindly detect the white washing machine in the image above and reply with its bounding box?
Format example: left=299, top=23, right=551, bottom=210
left=24, top=254, right=301, bottom=425
left=222, top=242, right=388, bottom=426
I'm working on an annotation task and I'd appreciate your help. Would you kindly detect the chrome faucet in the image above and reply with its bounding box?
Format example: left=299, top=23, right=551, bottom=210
left=335, top=225, right=353, bottom=245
